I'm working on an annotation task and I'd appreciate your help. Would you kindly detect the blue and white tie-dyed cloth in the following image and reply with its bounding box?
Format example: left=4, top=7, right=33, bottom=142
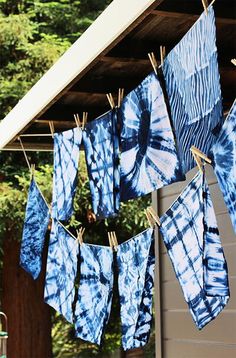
left=83, top=110, right=120, bottom=218
left=116, top=228, right=155, bottom=350
left=52, top=127, right=82, bottom=220
left=120, top=71, right=184, bottom=201
left=212, top=100, right=236, bottom=234
left=74, top=243, right=114, bottom=345
left=20, top=178, right=50, bottom=280
left=159, top=171, right=229, bottom=329
left=44, top=220, right=79, bottom=323
left=162, top=6, right=224, bottom=174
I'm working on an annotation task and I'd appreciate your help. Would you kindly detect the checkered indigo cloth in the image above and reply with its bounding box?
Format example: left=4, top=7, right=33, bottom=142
left=212, top=100, right=236, bottom=234
left=159, top=171, right=229, bottom=329
left=44, top=220, right=79, bottom=323
left=20, top=178, right=50, bottom=280
left=162, top=5, right=224, bottom=173
left=83, top=110, right=120, bottom=219
left=52, top=127, right=82, bottom=220
left=120, top=71, right=184, bottom=201
left=116, top=228, right=155, bottom=350
left=74, top=243, right=114, bottom=345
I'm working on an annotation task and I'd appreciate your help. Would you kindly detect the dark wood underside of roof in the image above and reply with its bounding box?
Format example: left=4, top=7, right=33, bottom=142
left=8, top=0, right=236, bottom=150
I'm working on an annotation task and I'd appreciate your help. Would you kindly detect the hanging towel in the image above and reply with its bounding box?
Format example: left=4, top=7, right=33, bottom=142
left=159, top=171, right=229, bottom=329
left=162, top=5, right=224, bottom=173
left=83, top=110, right=120, bottom=219
left=211, top=100, right=236, bottom=234
left=52, top=127, right=82, bottom=221
left=120, top=71, right=184, bottom=202
left=20, top=178, right=50, bottom=280
left=116, top=228, right=155, bottom=350
left=74, top=243, right=114, bottom=345
left=44, top=220, right=79, bottom=323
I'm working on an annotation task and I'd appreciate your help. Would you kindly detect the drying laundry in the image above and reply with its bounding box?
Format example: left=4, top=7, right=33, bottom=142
left=159, top=171, right=229, bottom=329
left=52, top=127, right=82, bottom=221
left=20, top=178, right=50, bottom=280
left=44, top=220, right=79, bottom=323
left=119, top=71, right=184, bottom=201
left=162, top=5, right=224, bottom=173
left=211, top=100, right=236, bottom=234
left=74, top=243, right=114, bottom=345
left=83, top=110, right=120, bottom=218
left=116, top=227, right=155, bottom=350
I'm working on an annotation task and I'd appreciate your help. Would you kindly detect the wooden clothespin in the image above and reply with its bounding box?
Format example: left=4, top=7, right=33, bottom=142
left=30, top=164, right=35, bottom=179
left=76, top=227, right=85, bottom=245
left=160, top=46, right=166, bottom=66
left=108, top=232, right=113, bottom=249
left=145, top=209, right=156, bottom=228
left=74, top=113, right=86, bottom=129
left=111, top=231, right=118, bottom=252
left=82, top=112, right=88, bottom=129
left=118, top=88, right=125, bottom=108
left=49, top=121, right=54, bottom=138
left=190, top=146, right=212, bottom=173
left=106, top=93, right=116, bottom=109
left=148, top=52, right=158, bottom=75
left=190, top=146, right=212, bottom=163
left=146, top=206, right=161, bottom=227
left=201, top=0, right=208, bottom=14
left=231, top=59, right=236, bottom=66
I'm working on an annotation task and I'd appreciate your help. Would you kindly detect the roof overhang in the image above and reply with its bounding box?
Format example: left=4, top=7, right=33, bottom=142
left=0, top=0, right=235, bottom=151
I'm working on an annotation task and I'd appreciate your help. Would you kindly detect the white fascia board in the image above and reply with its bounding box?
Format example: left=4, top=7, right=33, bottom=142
left=0, top=0, right=156, bottom=149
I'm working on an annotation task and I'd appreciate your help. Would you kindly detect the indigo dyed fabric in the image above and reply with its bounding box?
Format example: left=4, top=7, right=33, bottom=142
left=212, top=100, right=236, bottom=233
left=159, top=172, right=229, bottom=329
left=44, top=220, right=79, bottom=323
left=74, top=244, right=114, bottom=345
left=20, top=178, right=50, bottom=280
left=162, top=6, right=224, bottom=173
left=116, top=228, right=155, bottom=350
left=83, top=110, right=120, bottom=218
left=120, top=71, right=183, bottom=201
left=52, top=127, right=82, bottom=220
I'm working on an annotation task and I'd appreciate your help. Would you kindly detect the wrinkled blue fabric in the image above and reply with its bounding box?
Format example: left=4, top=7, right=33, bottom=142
left=83, top=110, right=120, bottom=218
left=159, top=172, right=229, bottom=329
left=120, top=71, right=184, bottom=201
left=20, top=178, right=50, bottom=280
left=52, top=127, right=82, bottom=220
left=162, top=6, right=224, bottom=173
left=44, top=220, right=79, bottom=323
left=74, top=243, right=114, bottom=344
left=212, top=100, right=236, bottom=234
left=116, top=228, right=155, bottom=350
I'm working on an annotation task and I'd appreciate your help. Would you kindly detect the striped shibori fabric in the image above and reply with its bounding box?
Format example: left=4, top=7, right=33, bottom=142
left=52, top=127, right=82, bottom=221
left=44, top=220, right=79, bottom=323
left=83, top=110, right=120, bottom=219
left=162, top=5, right=224, bottom=174
left=159, top=171, right=229, bottom=329
left=116, top=228, right=155, bottom=350
left=211, top=100, right=236, bottom=234
left=74, top=243, right=114, bottom=345
left=119, top=71, right=184, bottom=202
left=20, top=178, right=50, bottom=280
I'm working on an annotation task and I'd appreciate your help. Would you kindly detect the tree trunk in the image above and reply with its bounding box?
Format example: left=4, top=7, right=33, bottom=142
left=1, top=234, right=52, bottom=358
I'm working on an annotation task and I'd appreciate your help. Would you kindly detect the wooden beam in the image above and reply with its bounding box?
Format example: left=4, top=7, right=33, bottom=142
left=151, top=9, right=236, bottom=25
left=99, top=56, right=152, bottom=65
left=34, top=119, right=76, bottom=128
left=2, top=142, right=53, bottom=152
